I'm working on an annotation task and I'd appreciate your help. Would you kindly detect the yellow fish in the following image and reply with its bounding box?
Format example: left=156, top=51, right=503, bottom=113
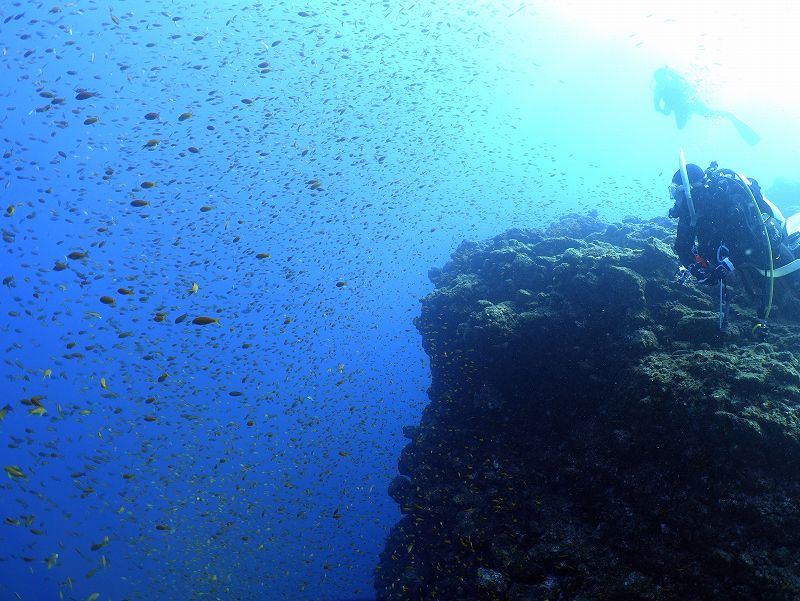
left=28, top=406, right=47, bottom=416
left=100, top=377, right=107, bottom=390
left=192, top=316, right=220, bottom=326
left=43, top=368, right=53, bottom=379
left=188, top=281, right=199, bottom=295
left=90, top=535, right=109, bottom=551
left=4, top=465, right=26, bottom=479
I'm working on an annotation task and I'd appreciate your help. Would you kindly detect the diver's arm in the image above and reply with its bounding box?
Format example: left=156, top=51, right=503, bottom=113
left=674, top=217, right=695, bottom=266
left=653, top=90, right=670, bottom=114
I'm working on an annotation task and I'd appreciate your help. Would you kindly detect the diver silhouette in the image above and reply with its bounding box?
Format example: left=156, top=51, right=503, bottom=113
left=652, top=67, right=760, bottom=146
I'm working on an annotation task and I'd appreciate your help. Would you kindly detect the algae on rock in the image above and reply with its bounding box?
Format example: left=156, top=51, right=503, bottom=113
left=377, top=214, right=800, bottom=601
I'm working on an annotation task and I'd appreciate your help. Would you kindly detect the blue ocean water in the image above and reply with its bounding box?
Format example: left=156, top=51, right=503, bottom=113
left=0, top=1, right=795, bottom=600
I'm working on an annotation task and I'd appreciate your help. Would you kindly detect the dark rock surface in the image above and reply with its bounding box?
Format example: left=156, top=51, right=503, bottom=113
left=376, top=214, right=800, bottom=600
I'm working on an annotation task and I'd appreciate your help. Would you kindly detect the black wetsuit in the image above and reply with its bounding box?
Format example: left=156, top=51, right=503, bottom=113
left=670, top=173, right=780, bottom=273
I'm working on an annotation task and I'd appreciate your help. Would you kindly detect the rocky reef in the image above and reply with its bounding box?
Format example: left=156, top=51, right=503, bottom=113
left=376, top=214, right=800, bottom=600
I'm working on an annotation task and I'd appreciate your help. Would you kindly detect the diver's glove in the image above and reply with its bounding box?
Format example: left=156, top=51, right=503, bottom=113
left=693, top=259, right=734, bottom=286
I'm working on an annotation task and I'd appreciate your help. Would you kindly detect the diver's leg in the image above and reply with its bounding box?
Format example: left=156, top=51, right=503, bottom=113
left=720, top=111, right=761, bottom=146
left=736, top=265, right=758, bottom=299
left=692, top=101, right=719, bottom=118
left=674, top=107, right=689, bottom=129
left=778, top=245, right=800, bottom=294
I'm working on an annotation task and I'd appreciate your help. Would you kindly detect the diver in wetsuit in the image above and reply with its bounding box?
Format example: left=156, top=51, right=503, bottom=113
left=653, top=67, right=761, bottom=146
left=668, top=160, right=797, bottom=332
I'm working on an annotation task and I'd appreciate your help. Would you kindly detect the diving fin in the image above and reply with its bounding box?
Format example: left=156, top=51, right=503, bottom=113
left=724, top=112, right=761, bottom=146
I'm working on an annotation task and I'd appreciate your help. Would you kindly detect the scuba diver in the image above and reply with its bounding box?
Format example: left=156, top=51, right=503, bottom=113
left=668, top=151, right=800, bottom=333
left=652, top=67, right=761, bottom=146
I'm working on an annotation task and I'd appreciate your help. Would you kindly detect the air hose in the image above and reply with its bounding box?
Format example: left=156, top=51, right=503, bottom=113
left=727, top=171, right=774, bottom=327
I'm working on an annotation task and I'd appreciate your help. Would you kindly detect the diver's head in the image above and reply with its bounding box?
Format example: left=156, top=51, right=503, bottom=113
left=669, top=163, right=705, bottom=205
left=653, top=66, right=673, bottom=82
left=671, top=163, right=704, bottom=187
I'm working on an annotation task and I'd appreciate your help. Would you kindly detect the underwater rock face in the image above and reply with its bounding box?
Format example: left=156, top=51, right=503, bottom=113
left=376, top=214, right=800, bottom=601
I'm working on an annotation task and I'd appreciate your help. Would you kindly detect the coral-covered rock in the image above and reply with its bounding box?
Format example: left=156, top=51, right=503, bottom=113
left=377, top=214, right=800, bottom=601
